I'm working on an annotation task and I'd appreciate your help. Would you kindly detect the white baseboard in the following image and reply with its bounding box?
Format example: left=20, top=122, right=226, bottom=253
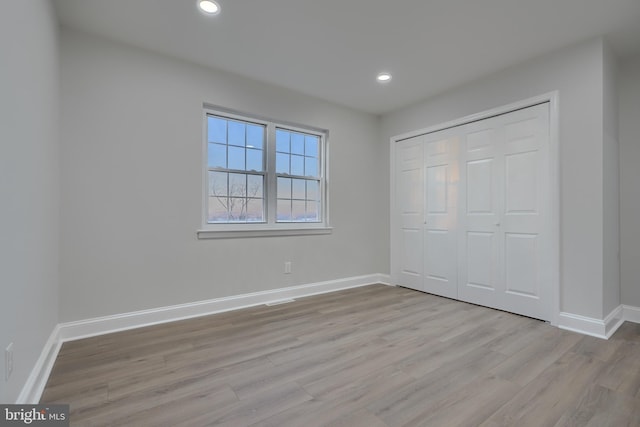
left=16, top=325, right=62, bottom=404
left=376, top=273, right=392, bottom=286
left=623, top=305, right=640, bottom=324
left=604, top=305, right=625, bottom=338
left=558, top=305, right=627, bottom=339
left=558, top=312, right=608, bottom=339
left=58, top=273, right=392, bottom=343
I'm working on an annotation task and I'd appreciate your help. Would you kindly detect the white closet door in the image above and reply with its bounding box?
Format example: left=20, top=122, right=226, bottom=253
left=395, top=136, right=424, bottom=291
left=457, top=115, right=504, bottom=309
left=423, top=129, right=459, bottom=299
left=458, top=103, right=551, bottom=320
left=500, top=104, right=551, bottom=320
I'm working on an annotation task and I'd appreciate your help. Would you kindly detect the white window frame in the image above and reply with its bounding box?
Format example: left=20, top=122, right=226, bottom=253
left=198, top=105, right=331, bottom=239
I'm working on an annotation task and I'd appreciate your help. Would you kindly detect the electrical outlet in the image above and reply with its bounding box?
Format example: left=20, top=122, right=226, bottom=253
left=284, top=261, right=292, bottom=274
left=5, top=343, right=13, bottom=381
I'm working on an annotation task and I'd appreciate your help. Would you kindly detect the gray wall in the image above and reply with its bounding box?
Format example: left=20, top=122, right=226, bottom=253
left=620, top=55, right=640, bottom=307
left=59, top=29, right=387, bottom=322
left=0, top=0, right=60, bottom=402
left=381, top=38, right=607, bottom=319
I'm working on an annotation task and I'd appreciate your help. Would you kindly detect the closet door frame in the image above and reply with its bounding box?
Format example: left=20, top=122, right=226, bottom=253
left=390, top=92, right=560, bottom=326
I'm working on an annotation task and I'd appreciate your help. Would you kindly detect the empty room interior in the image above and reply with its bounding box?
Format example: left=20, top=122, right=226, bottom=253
left=3, top=0, right=640, bottom=425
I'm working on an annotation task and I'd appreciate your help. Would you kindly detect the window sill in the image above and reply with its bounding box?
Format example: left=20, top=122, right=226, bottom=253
left=196, top=226, right=333, bottom=239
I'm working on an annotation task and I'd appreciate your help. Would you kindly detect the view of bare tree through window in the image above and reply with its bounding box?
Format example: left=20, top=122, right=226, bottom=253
left=209, top=171, right=264, bottom=222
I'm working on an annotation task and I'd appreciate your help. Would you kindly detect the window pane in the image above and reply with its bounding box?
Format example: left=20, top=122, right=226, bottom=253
left=291, top=133, right=304, bottom=155
left=246, top=124, right=264, bottom=149
left=292, top=179, right=305, bottom=200
left=208, top=196, right=229, bottom=223
left=208, top=117, right=226, bottom=143
left=305, top=135, right=319, bottom=156
left=208, top=143, right=227, bottom=168
left=228, top=121, right=245, bottom=146
left=246, top=148, right=263, bottom=171
left=276, top=153, right=290, bottom=174
left=305, top=156, right=318, bottom=177
left=209, top=171, right=228, bottom=198
left=277, top=199, right=292, bottom=221
left=276, top=129, right=290, bottom=153
left=229, top=173, right=247, bottom=197
left=277, top=177, right=291, bottom=199
left=291, top=155, right=304, bottom=176
left=306, top=201, right=319, bottom=222
left=228, top=146, right=245, bottom=170
left=292, top=200, right=305, bottom=221
left=306, top=180, right=319, bottom=201
left=229, top=197, right=247, bottom=221
left=247, top=174, right=264, bottom=198
left=246, top=198, right=264, bottom=222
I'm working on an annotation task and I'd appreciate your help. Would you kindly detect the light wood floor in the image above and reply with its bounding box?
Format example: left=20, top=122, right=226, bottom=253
left=42, top=285, right=640, bottom=426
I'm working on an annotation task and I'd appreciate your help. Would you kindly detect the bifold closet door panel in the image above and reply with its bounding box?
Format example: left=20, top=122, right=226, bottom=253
left=423, top=128, right=459, bottom=299
left=457, top=115, right=505, bottom=311
left=499, top=104, right=552, bottom=320
left=395, top=136, right=424, bottom=291
left=458, top=103, right=551, bottom=320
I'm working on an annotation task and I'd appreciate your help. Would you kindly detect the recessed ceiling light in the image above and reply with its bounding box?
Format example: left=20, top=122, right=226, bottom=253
left=377, top=72, right=392, bottom=83
left=198, top=0, right=220, bottom=15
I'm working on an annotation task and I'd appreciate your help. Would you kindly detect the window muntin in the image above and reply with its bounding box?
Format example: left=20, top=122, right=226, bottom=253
left=204, top=110, right=326, bottom=228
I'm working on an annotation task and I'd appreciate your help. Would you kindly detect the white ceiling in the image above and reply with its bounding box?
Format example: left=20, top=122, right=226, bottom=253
left=53, top=0, right=640, bottom=115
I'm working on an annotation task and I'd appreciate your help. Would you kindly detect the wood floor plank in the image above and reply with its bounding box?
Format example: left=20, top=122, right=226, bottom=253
left=324, top=409, right=388, bottom=427
left=189, top=381, right=313, bottom=427
left=40, top=384, right=108, bottom=415
left=298, top=341, right=414, bottom=398
left=489, top=327, right=582, bottom=387
left=41, top=284, right=640, bottom=426
left=481, top=351, right=606, bottom=427
left=595, top=341, right=640, bottom=397
left=107, top=355, right=271, bottom=402
left=368, top=346, right=508, bottom=426
left=402, top=373, right=519, bottom=427
left=553, top=383, right=640, bottom=427
left=91, top=384, right=238, bottom=427
left=45, top=354, right=166, bottom=390
left=395, top=324, right=506, bottom=379
left=481, top=316, right=549, bottom=356
left=569, top=334, right=624, bottom=362
left=258, top=367, right=412, bottom=427
left=71, top=375, right=238, bottom=425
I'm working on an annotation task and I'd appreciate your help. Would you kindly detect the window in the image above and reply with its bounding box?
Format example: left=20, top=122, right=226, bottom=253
left=200, top=107, right=329, bottom=238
